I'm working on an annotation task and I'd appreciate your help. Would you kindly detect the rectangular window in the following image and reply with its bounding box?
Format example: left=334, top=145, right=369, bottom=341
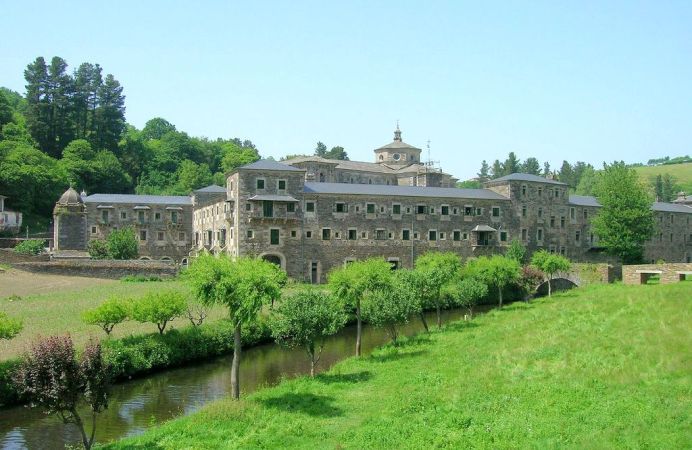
left=306, top=201, right=315, bottom=212
left=101, top=210, right=109, bottom=223
left=246, top=203, right=251, bottom=211
left=575, top=231, right=581, bottom=242
left=583, top=210, right=588, bottom=220
left=256, top=179, right=265, bottom=189
left=91, top=226, right=97, bottom=234
left=453, top=207, right=458, bottom=215
left=538, top=187, right=543, bottom=197
left=348, top=229, right=357, bottom=240
left=439, top=232, right=446, bottom=240
left=361, top=231, right=367, bottom=239
left=156, top=231, right=163, bottom=241
left=475, top=207, right=482, bottom=216
left=120, top=211, right=127, bottom=220
left=560, top=216, right=565, bottom=228
left=521, top=205, right=527, bottom=217
left=375, top=229, right=387, bottom=240
left=555, top=189, right=560, bottom=198
left=417, top=205, right=426, bottom=214
left=500, top=231, right=507, bottom=242
left=138, top=211, right=145, bottom=224
left=429, top=207, right=435, bottom=214
left=178, top=232, right=185, bottom=241
left=270, top=229, right=279, bottom=245
left=464, top=206, right=473, bottom=216
left=367, top=203, right=376, bottom=214
left=335, top=202, right=346, bottom=213
left=139, top=230, right=147, bottom=241
left=492, top=207, right=500, bottom=217
left=441, top=205, right=449, bottom=216
left=155, top=212, right=161, bottom=221
left=247, top=230, right=254, bottom=239
left=521, top=228, right=527, bottom=241
left=462, top=232, right=468, bottom=240
left=428, top=230, right=437, bottom=241
left=453, top=230, right=461, bottom=241
left=560, top=246, right=566, bottom=255
left=322, top=228, right=331, bottom=240
left=570, top=207, right=576, bottom=220
left=550, top=216, right=556, bottom=227
left=306, top=231, right=312, bottom=238
left=277, top=179, right=286, bottom=190
left=263, top=201, right=274, bottom=218
left=287, top=203, right=295, bottom=213
left=537, top=228, right=543, bottom=241
left=402, top=229, right=410, bottom=241
left=538, top=207, right=543, bottom=219
left=171, top=211, right=178, bottom=224
left=393, top=204, right=401, bottom=215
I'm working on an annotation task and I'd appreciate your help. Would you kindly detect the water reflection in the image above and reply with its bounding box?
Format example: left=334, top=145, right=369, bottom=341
left=0, top=308, right=482, bottom=449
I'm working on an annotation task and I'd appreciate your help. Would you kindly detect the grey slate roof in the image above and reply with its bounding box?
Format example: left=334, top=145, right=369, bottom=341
left=487, top=173, right=567, bottom=185
left=240, top=159, right=305, bottom=172
left=375, top=140, right=421, bottom=151
left=285, top=156, right=453, bottom=177
left=303, top=182, right=509, bottom=200
left=83, top=194, right=192, bottom=206
left=193, top=185, right=226, bottom=193
left=652, top=202, right=692, bottom=213
left=248, top=194, right=299, bottom=202
left=569, top=195, right=601, bottom=207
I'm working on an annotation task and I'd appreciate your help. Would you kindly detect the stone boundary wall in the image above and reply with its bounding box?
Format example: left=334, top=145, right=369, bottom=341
left=12, top=259, right=179, bottom=279
left=622, top=263, right=692, bottom=285
left=570, top=263, right=618, bottom=284
left=0, top=248, right=51, bottom=264
left=0, top=237, right=53, bottom=249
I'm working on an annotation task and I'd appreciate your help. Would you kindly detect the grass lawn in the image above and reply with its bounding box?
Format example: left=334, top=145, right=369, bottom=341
left=633, top=162, right=692, bottom=193
left=107, top=282, right=691, bottom=449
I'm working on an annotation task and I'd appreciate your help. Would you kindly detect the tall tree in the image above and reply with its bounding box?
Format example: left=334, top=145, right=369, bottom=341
left=654, top=174, right=664, bottom=201
left=94, top=74, right=125, bottom=153
left=72, top=63, right=102, bottom=141
left=661, top=174, right=676, bottom=202
left=24, top=57, right=52, bottom=154
left=314, top=141, right=327, bottom=157
left=558, top=160, right=575, bottom=188
left=325, top=145, right=348, bottom=160
left=0, top=90, right=13, bottom=128
left=414, top=252, right=462, bottom=328
left=521, top=157, right=541, bottom=175
left=575, top=166, right=598, bottom=196
left=543, top=161, right=551, bottom=177
left=46, top=57, right=75, bottom=156
left=491, top=159, right=504, bottom=179
left=591, top=162, right=655, bottom=263
left=504, top=152, right=521, bottom=175
left=141, top=117, right=176, bottom=140
left=477, top=160, right=490, bottom=181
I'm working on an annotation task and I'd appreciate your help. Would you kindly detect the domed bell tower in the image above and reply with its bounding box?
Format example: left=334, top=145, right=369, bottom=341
left=373, top=122, right=422, bottom=166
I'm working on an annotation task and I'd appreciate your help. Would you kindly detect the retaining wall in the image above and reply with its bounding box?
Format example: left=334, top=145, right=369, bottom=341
left=622, top=263, right=692, bottom=285
left=11, top=259, right=179, bottom=279
left=0, top=248, right=51, bottom=264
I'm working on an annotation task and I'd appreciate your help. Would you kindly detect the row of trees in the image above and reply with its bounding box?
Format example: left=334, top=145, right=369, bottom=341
left=281, top=141, right=349, bottom=162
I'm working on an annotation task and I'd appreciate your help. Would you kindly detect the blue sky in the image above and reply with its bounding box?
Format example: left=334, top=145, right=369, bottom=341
left=2, top=1, right=691, bottom=180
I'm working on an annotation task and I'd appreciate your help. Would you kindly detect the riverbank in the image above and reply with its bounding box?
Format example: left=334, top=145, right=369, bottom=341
left=107, top=283, right=691, bottom=449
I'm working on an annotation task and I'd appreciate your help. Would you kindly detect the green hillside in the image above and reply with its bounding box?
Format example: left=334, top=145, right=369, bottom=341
left=634, top=162, right=692, bottom=194
left=108, top=283, right=692, bottom=449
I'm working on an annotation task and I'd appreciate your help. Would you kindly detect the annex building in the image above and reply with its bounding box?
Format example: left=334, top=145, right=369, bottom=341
left=54, top=127, right=692, bottom=282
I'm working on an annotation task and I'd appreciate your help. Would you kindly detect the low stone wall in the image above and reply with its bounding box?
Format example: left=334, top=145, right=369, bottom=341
left=569, top=263, right=618, bottom=284
left=0, top=237, right=53, bottom=249
left=0, top=248, right=51, bottom=264
left=12, top=259, right=179, bottom=279
left=622, top=263, right=692, bottom=285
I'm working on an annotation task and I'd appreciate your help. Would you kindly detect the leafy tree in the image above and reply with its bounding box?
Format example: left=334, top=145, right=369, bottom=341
left=591, top=162, right=655, bottom=263
left=491, top=159, right=504, bottom=178
left=521, top=157, right=541, bottom=175
left=141, top=117, right=176, bottom=140
left=0, top=90, right=13, bottom=128
left=219, top=141, right=260, bottom=173
left=14, top=336, right=109, bottom=449
left=395, top=268, right=432, bottom=332
left=543, top=161, right=551, bottom=177
left=270, top=289, right=347, bottom=376
left=661, top=173, right=677, bottom=202
left=457, top=179, right=482, bottom=189
left=575, top=166, right=598, bottom=196
left=0, top=312, right=22, bottom=340
left=82, top=297, right=130, bottom=335
left=466, top=255, right=521, bottom=308
left=531, top=250, right=571, bottom=296
left=175, top=159, right=213, bottom=193
left=505, top=239, right=526, bottom=264
left=130, top=290, right=186, bottom=334
left=328, top=258, right=392, bottom=356
left=361, top=274, right=420, bottom=344
left=106, top=227, right=138, bottom=260
left=477, top=160, right=490, bottom=181
left=415, top=252, right=462, bottom=328
left=443, top=277, right=488, bottom=318
left=185, top=255, right=285, bottom=399
left=325, top=145, right=349, bottom=160
left=558, top=160, right=575, bottom=188
left=504, top=152, right=521, bottom=174
left=314, top=141, right=327, bottom=157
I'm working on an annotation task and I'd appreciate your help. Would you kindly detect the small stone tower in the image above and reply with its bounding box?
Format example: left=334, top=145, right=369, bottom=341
left=53, top=187, right=87, bottom=251
left=373, top=123, right=422, bottom=166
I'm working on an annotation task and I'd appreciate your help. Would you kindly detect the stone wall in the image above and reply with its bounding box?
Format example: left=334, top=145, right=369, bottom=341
left=12, top=259, right=179, bottom=279
left=622, top=263, right=692, bottom=285
left=0, top=248, right=51, bottom=264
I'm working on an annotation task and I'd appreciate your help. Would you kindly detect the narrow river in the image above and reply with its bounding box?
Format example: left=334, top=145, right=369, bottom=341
left=0, top=307, right=483, bottom=449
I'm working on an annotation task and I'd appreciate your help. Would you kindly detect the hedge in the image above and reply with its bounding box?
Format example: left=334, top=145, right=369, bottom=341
left=0, top=318, right=272, bottom=407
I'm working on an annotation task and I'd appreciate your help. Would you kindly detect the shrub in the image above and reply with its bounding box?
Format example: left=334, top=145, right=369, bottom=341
left=13, top=336, right=109, bottom=449
left=82, top=297, right=130, bottom=335
left=0, top=312, right=22, bottom=340
left=506, top=239, right=527, bottom=264
left=13, top=239, right=46, bottom=255
left=87, top=239, right=110, bottom=259
left=518, top=265, right=544, bottom=301
left=106, top=227, right=138, bottom=260
left=121, top=275, right=163, bottom=283
left=361, top=277, right=420, bottom=344
left=0, top=359, right=22, bottom=407
left=443, top=278, right=488, bottom=317
left=130, top=290, right=187, bottom=334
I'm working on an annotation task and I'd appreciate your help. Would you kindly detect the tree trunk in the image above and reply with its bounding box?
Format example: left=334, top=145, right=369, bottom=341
left=419, top=312, right=429, bottom=333
left=231, top=323, right=241, bottom=399
left=436, top=303, right=442, bottom=329
left=355, top=300, right=362, bottom=357
left=309, top=343, right=316, bottom=377
left=498, top=286, right=503, bottom=308
left=548, top=277, right=552, bottom=297
left=71, top=408, right=91, bottom=450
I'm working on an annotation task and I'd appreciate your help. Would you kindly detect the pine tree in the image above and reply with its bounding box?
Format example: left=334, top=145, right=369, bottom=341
left=543, top=161, right=551, bottom=177
left=47, top=56, right=75, bottom=156
left=654, top=174, right=663, bottom=201
left=315, top=141, right=327, bottom=157
left=72, top=63, right=102, bottom=141
left=558, top=161, right=575, bottom=187
left=477, top=160, right=490, bottom=181
left=24, top=57, right=52, bottom=154
left=504, top=152, right=520, bottom=174
left=661, top=174, right=675, bottom=202
left=491, top=159, right=504, bottom=179
left=94, top=74, right=125, bottom=153
left=521, top=157, right=541, bottom=175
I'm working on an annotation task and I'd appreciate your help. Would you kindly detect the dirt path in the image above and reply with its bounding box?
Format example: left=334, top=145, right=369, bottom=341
left=0, top=267, right=116, bottom=298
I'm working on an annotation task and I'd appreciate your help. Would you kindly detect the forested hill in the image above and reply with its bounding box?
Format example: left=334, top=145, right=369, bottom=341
left=0, top=56, right=261, bottom=230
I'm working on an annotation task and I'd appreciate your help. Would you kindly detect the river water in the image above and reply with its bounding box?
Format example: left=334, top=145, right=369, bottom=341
left=0, top=307, right=481, bottom=449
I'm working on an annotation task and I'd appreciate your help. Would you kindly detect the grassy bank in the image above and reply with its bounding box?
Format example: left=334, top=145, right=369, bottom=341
left=633, top=161, right=692, bottom=193
left=107, top=283, right=691, bottom=449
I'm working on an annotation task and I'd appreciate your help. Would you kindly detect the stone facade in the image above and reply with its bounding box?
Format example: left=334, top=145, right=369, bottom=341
left=622, top=263, right=692, bottom=284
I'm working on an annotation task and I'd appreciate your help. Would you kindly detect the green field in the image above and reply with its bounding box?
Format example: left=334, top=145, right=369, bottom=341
left=634, top=162, right=692, bottom=194
left=107, top=283, right=692, bottom=449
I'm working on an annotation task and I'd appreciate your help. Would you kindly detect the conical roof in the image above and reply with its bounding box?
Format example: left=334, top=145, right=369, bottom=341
left=57, top=187, right=84, bottom=205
